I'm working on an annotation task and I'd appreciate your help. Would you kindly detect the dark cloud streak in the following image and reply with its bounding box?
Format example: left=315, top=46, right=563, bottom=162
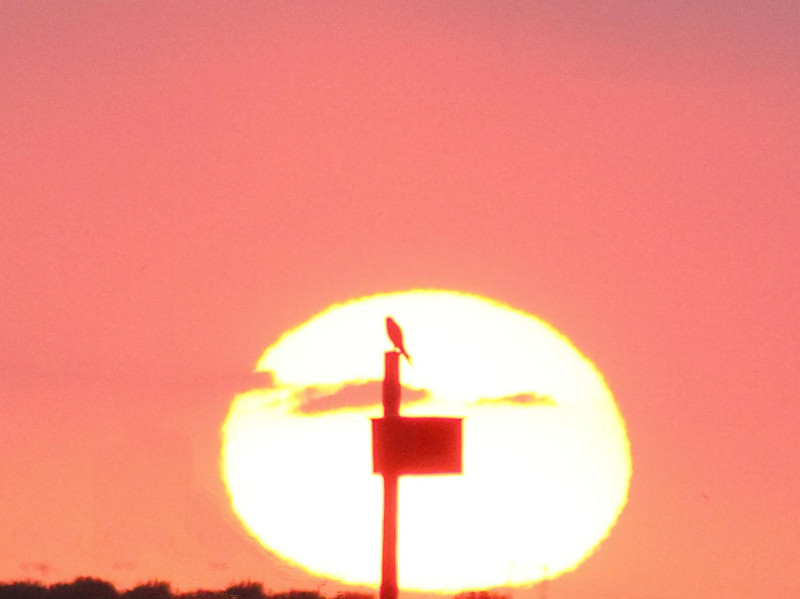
left=294, top=382, right=428, bottom=414
left=476, top=393, right=555, bottom=407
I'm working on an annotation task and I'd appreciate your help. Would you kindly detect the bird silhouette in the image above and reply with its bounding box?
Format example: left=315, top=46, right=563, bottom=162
left=385, top=316, right=411, bottom=364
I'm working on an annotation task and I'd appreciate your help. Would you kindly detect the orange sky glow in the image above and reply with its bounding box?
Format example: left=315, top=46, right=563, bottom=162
left=1, top=3, right=799, bottom=599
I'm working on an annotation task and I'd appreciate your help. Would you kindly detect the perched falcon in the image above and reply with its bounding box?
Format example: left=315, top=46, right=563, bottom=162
left=385, top=316, right=412, bottom=363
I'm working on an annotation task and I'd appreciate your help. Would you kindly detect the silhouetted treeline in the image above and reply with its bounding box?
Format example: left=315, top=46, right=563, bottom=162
left=0, top=579, right=510, bottom=599
left=0, top=579, right=379, bottom=599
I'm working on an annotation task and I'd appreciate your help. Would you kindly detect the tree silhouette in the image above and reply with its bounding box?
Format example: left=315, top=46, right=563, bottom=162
left=334, top=593, right=374, bottom=599
left=0, top=581, right=48, bottom=599
left=177, top=589, right=225, bottom=599
left=49, top=578, right=117, bottom=599
left=0, top=578, right=483, bottom=599
left=120, top=581, right=171, bottom=599
left=224, top=583, right=266, bottom=599
left=454, top=590, right=509, bottom=599
left=269, top=592, right=321, bottom=599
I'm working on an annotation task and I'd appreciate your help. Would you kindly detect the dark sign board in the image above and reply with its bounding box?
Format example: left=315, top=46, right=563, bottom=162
left=372, top=417, right=462, bottom=475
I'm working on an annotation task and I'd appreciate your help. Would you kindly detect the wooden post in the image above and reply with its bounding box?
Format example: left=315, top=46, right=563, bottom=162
left=380, top=351, right=400, bottom=599
left=382, top=351, right=400, bottom=418
left=372, top=345, right=462, bottom=598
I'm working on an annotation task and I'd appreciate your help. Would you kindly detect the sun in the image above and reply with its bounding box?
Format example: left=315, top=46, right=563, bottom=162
left=221, top=290, right=631, bottom=592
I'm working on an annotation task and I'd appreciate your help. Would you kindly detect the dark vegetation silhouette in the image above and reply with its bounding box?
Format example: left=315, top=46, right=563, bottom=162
left=453, top=592, right=509, bottom=599
left=0, top=580, right=384, bottom=599
left=0, top=580, right=509, bottom=599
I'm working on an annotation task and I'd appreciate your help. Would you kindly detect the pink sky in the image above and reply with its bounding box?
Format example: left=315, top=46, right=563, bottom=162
left=2, top=3, right=799, bottom=598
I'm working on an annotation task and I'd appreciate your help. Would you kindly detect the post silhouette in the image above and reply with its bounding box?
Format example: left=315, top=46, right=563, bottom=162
left=380, top=351, right=400, bottom=599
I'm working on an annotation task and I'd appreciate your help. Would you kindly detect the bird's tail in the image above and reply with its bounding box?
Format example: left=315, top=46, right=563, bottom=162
left=401, top=349, right=412, bottom=365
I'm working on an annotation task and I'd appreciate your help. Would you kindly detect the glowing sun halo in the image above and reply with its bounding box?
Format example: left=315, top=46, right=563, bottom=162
left=221, top=290, right=632, bottom=592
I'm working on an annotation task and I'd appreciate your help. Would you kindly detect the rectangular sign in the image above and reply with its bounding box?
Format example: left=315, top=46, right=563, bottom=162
left=372, top=417, right=462, bottom=475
